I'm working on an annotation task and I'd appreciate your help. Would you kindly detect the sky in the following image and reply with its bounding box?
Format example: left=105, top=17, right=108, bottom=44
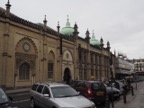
left=0, top=0, right=144, bottom=59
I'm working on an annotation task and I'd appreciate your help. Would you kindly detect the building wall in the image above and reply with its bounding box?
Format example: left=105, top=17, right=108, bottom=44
left=0, top=4, right=114, bottom=88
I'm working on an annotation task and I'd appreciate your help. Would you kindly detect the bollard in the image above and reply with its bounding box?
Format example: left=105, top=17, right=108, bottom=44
left=105, top=98, right=110, bottom=108
left=111, top=92, right=114, bottom=108
left=123, top=90, right=127, bottom=103
left=131, top=86, right=134, bottom=96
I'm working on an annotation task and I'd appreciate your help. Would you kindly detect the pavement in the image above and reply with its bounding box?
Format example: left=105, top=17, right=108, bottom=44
left=6, top=87, right=31, bottom=94
left=113, top=81, right=144, bottom=108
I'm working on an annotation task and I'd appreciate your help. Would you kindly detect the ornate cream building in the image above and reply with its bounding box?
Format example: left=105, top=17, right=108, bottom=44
left=0, top=1, right=115, bottom=88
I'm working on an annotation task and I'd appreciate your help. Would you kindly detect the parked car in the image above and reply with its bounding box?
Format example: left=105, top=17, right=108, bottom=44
left=104, top=84, right=121, bottom=101
left=69, top=80, right=107, bottom=105
left=30, top=82, right=96, bottom=108
left=108, top=80, right=124, bottom=94
left=0, top=87, right=18, bottom=108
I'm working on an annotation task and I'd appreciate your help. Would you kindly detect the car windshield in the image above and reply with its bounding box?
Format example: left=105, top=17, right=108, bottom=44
left=0, top=88, right=9, bottom=104
left=51, top=86, right=79, bottom=98
left=91, top=83, right=106, bottom=89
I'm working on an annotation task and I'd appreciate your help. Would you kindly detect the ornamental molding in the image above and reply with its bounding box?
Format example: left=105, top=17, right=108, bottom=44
left=15, top=52, right=37, bottom=60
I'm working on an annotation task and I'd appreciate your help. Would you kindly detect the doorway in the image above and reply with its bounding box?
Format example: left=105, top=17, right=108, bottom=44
left=63, top=68, right=71, bottom=84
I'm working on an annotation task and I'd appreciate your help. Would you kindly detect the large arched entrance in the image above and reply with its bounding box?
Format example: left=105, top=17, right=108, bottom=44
left=63, top=68, right=71, bottom=84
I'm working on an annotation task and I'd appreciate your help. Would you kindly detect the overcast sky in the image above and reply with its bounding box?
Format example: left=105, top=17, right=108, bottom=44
left=0, top=0, right=144, bottom=59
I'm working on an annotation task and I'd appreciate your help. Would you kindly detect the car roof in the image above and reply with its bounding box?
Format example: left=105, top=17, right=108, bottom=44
left=34, top=82, right=69, bottom=87
left=74, top=80, right=101, bottom=83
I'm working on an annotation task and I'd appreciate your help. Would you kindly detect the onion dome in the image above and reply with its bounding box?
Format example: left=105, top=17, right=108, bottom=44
left=90, top=30, right=100, bottom=46
left=60, top=15, right=74, bottom=36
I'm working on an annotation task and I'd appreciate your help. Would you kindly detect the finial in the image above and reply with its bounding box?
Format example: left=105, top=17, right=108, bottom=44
left=5, top=0, right=11, bottom=17
left=100, top=37, right=103, bottom=42
left=74, top=22, right=78, bottom=28
left=43, top=15, right=47, bottom=25
left=114, top=49, right=116, bottom=55
left=85, top=29, right=90, bottom=39
left=92, top=30, right=95, bottom=38
left=8, top=0, right=10, bottom=4
left=86, top=28, right=89, bottom=33
left=66, top=15, right=70, bottom=27
left=107, top=41, right=110, bottom=50
left=57, top=21, right=60, bottom=32
left=6, top=0, right=11, bottom=7
left=86, top=29, right=90, bottom=37
left=44, top=15, right=46, bottom=20
left=67, top=15, right=69, bottom=22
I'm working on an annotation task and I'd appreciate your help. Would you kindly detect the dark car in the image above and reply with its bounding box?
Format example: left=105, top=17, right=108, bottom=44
left=104, top=83, right=121, bottom=101
left=69, top=80, right=107, bottom=105
left=0, top=87, right=17, bottom=108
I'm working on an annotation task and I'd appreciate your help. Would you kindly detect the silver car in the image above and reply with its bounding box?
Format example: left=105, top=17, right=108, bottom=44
left=30, top=82, right=96, bottom=108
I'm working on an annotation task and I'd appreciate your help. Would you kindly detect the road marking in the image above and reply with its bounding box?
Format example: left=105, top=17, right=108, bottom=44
left=13, top=99, right=30, bottom=103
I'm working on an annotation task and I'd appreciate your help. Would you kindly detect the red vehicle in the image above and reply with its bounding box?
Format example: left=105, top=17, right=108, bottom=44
left=69, top=80, right=107, bottom=105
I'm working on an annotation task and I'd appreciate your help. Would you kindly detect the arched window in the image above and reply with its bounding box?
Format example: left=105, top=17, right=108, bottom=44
left=19, top=62, right=30, bottom=80
left=48, top=51, right=55, bottom=79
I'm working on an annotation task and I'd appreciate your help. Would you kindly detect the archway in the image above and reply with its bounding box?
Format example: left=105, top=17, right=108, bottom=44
left=63, top=68, right=71, bottom=84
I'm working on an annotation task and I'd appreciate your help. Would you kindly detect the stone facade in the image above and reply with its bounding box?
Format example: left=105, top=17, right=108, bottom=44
left=0, top=2, right=115, bottom=88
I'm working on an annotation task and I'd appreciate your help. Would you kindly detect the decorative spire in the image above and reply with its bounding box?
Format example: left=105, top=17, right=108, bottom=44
left=74, top=22, right=78, bottom=32
left=5, top=0, right=11, bottom=17
left=73, top=22, right=79, bottom=39
left=107, top=41, right=111, bottom=50
left=57, top=21, right=60, bottom=33
left=43, top=15, right=47, bottom=31
left=100, top=37, right=104, bottom=48
left=85, top=29, right=90, bottom=43
left=66, top=15, right=70, bottom=27
left=114, top=49, right=116, bottom=56
left=100, top=37, right=103, bottom=44
left=86, top=29, right=90, bottom=37
left=92, top=30, right=95, bottom=38
left=6, top=0, right=11, bottom=7
left=67, top=15, right=69, bottom=22
left=43, top=15, right=47, bottom=25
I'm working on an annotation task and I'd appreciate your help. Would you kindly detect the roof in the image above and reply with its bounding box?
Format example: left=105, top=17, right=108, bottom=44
left=0, top=7, right=58, bottom=36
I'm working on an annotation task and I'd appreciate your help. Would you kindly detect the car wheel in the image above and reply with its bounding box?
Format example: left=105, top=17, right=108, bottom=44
left=30, top=98, right=36, bottom=108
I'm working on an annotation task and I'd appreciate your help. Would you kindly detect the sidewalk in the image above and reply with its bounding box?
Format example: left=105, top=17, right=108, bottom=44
left=6, top=87, right=31, bottom=94
left=113, top=81, right=144, bottom=108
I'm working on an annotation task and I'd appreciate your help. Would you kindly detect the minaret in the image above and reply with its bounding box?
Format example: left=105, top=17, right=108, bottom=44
left=5, top=0, right=11, bottom=18
left=57, top=21, right=60, bottom=33
left=73, top=22, right=79, bottom=40
left=85, top=29, right=90, bottom=43
left=100, top=37, right=104, bottom=48
left=43, top=15, right=47, bottom=31
left=106, top=41, right=111, bottom=50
